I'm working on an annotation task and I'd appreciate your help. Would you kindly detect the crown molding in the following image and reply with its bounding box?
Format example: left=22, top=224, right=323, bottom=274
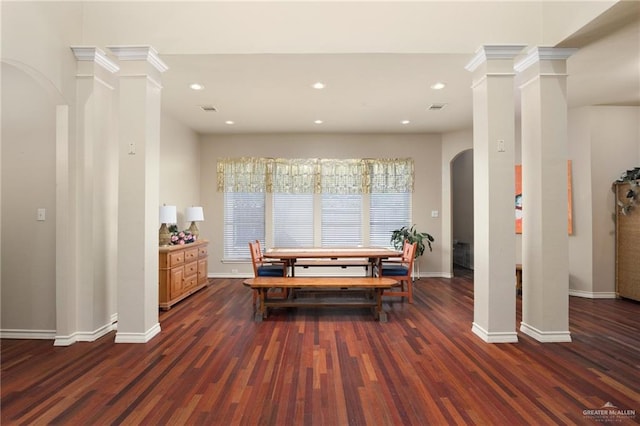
left=107, top=45, right=169, bottom=73
left=70, top=46, right=120, bottom=73
left=514, top=47, right=579, bottom=73
left=465, top=45, right=527, bottom=72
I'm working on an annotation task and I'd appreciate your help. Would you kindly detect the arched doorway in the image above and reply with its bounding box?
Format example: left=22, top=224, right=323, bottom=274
left=451, top=149, right=474, bottom=276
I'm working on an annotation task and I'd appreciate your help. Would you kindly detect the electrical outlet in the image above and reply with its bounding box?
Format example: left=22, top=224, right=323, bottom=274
left=231, top=268, right=239, bottom=274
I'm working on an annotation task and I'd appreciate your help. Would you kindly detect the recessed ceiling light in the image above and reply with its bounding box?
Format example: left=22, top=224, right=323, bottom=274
left=312, top=82, right=325, bottom=90
left=401, top=120, right=410, bottom=125
left=314, top=120, right=323, bottom=124
left=430, top=82, right=446, bottom=90
left=225, top=120, right=234, bottom=125
left=190, top=83, right=205, bottom=91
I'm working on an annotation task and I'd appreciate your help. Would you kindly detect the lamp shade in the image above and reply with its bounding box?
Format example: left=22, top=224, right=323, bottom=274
left=159, top=205, right=177, bottom=224
left=185, top=206, right=204, bottom=222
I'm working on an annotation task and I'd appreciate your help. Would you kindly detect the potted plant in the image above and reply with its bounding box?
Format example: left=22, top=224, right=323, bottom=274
left=390, top=225, right=434, bottom=258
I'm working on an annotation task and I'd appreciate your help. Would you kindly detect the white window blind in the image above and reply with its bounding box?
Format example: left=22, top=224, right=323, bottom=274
left=223, top=192, right=265, bottom=259
left=369, top=192, right=411, bottom=247
left=273, top=193, right=314, bottom=247
left=321, top=194, right=362, bottom=246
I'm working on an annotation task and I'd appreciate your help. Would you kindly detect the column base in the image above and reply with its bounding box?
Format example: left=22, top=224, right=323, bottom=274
left=471, top=322, right=519, bottom=343
left=520, top=322, right=572, bottom=343
left=115, top=322, right=161, bottom=343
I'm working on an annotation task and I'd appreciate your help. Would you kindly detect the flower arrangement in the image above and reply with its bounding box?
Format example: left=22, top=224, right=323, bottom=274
left=168, top=224, right=196, bottom=245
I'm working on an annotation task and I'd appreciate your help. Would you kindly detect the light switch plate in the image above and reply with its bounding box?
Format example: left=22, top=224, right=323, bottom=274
left=37, top=208, right=46, bottom=221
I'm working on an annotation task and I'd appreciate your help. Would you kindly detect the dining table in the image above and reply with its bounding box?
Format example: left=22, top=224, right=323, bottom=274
left=263, top=246, right=401, bottom=276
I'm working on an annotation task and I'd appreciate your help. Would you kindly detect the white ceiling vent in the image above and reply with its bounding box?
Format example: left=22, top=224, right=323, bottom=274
left=428, top=103, right=447, bottom=111
left=200, top=105, right=217, bottom=112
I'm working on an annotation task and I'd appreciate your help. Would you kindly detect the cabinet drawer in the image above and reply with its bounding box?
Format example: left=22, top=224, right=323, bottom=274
left=169, top=251, right=184, bottom=267
left=184, top=260, right=198, bottom=277
left=184, top=247, right=199, bottom=262
left=183, top=274, right=198, bottom=290
left=198, top=245, right=208, bottom=257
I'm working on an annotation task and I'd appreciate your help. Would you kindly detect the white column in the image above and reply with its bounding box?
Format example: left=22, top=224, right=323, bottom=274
left=54, top=103, right=76, bottom=346
left=109, top=45, right=168, bottom=343
left=515, top=47, right=577, bottom=343
left=466, top=45, right=525, bottom=343
left=55, top=47, right=120, bottom=346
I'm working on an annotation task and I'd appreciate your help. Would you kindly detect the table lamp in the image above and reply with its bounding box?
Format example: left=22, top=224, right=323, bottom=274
left=159, top=205, right=177, bottom=246
left=185, top=206, right=204, bottom=239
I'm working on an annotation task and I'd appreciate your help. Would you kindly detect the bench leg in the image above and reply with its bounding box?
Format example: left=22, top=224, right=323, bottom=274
left=374, top=289, right=388, bottom=322
left=254, top=288, right=267, bottom=322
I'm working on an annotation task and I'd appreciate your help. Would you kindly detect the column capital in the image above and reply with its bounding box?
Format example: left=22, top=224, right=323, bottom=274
left=70, top=46, right=120, bottom=73
left=465, top=45, right=527, bottom=72
left=107, top=45, right=168, bottom=73
left=514, top=47, right=578, bottom=73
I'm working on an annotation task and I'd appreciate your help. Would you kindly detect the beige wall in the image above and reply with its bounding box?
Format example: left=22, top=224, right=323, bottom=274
left=160, top=113, right=202, bottom=229
left=199, top=133, right=444, bottom=277
left=1, top=2, right=82, bottom=335
left=568, top=106, right=639, bottom=296
left=1, top=63, right=58, bottom=332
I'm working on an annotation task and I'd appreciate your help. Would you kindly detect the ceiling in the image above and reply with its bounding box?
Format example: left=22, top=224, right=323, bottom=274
left=160, top=53, right=476, bottom=134
left=84, top=1, right=640, bottom=135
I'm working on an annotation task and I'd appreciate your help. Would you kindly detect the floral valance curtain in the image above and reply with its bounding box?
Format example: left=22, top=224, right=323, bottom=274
left=320, top=159, right=366, bottom=195
left=216, top=157, right=269, bottom=193
left=369, top=158, right=415, bottom=193
left=270, top=158, right=319, bottom=194
left=217, top=157, right=414, bottom=194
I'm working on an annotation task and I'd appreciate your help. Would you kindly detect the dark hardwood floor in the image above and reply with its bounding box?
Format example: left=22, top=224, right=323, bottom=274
left=2, top=270, right=639, bottom=425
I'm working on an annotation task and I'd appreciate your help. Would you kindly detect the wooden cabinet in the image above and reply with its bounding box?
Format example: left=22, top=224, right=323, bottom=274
left=615, top=183, right=640, bottom=301
left=159, top=240, right=209, bottom=309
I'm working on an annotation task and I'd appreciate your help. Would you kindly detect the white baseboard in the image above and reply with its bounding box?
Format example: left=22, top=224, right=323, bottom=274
left=76, top=322, right=117, bottom=342
left=0, top=329, right=56, bottom=340
left=54, top=334, right=77, bottom=346
left=54, top=319, right=118, bottom=346
left=569, top=289, right=617, bottom=299
left=418, top=272, right=453, bottom=278
left=471, top=322, right=518, bottom=343
left=520, top=322, right=572, bottom=342
left=115, top=322, right=161, bottom=344
left=209, top=272, right=252, bottom=278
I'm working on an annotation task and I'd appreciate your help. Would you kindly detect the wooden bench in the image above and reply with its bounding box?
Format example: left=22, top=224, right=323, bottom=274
left=243, top=276, right=399, bottom=322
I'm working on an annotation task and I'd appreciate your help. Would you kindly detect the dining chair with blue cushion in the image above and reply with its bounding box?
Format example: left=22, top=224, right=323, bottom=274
left=249, top=240, right=288, bottom=305
left=249, top=240, right=287, bottom=277
left=380, top=240, right=417, bottom=303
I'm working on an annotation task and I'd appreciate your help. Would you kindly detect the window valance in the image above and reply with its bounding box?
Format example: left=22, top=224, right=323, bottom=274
left=216, top=157, right=270, bottom=193
left=217, top=157, right=414, bottom=194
